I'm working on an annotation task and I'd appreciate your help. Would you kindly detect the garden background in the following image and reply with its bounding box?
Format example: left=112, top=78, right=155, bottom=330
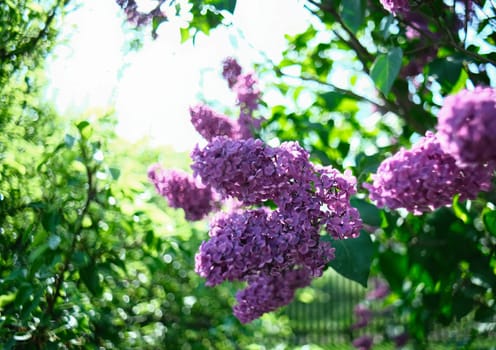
left=1, top=0, right=495, bottom=349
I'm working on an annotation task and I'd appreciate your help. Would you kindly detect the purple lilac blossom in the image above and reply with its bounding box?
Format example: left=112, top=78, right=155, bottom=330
left=148, top=164, right=216, bottom=221
left=404, top=12, right=429, bottom=40
left=189, top=104, right=238, bottom=141
left=436, top=87, right=496, bottom=166
left=222, top=57, right=242, bottom=89
left=380, top=0, right=409, bottom=16
left=115, top=0, right=166, bottom=27
left=233, top=72, right=261, bottom=138
left=352, top=335, right=374, bottom=350
left=233, top=269, right=312, bottom=324
left=366, top=278, right=390, bottom=300
left=364, top=132, right=493, bottom=214
left=191, top=137, right=362, bottom=239
left=234, top=72, right=260, bottom=112
left=351, top=304, right=373, bottom=329
left=393, top=332, right=409, bottom=347
left=194, top=209, right=335, bottom=286
left=400, top=13, right=439, bottom=77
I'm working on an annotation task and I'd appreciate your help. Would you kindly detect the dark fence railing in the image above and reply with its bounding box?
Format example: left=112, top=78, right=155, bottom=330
left=283, top=269, right=496, bottom=347
left=284, top=269, right=367, bottom=345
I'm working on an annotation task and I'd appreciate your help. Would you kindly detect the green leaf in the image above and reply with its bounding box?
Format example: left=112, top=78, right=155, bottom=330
left=0, top=293, right=16, bottom=310
left=340, top=0, right=365, bottom=33
left=328, top=231, right=375, bottom=287
left=350, top=198, right=381, bottom=227
left=214, top=0, right=237, bottom=13
left=77, top=120, right=92, bottom=139
left=452, top=194, right=469, bottom=223
left=64, top=134, right=75, bottom=148
left=28, top=244, right=48, bottom=264
left=370, top=47, right=403, bottom=95
left=80, top=262, right=103, bottom=296
left=109, top=167, right=121, bottom=180
left=179, top=27, right=190, bottom=43
left=428, top=57, right=463, bottom=93
left=483, top=210, right=496, bottom=236
left=319, top=91, right=359, bottom=113
left=474, top=305, right=496, bottom=322
left=378, top=250, right=407, bottom=292
left=450, top=67, right=468, bottom=93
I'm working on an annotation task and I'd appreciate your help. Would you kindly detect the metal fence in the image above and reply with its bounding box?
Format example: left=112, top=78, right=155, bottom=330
left=283, top=270, right=496, bottom=347
left=284, top=269, right=367, bottom=345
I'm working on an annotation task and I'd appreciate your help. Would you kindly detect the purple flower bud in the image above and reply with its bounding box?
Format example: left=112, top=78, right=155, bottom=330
left=437, top=87, right=496, bottom=166
left=365, top=132, right=493, bottom=214
left=148, top=164, right=216, bottom=221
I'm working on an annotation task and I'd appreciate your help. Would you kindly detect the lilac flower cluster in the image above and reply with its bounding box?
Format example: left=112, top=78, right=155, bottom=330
left=195, top=209, right=335, bottom=287
left=400, top=13, right=439, bottom=78
left=351, top=304, right=373, bottom=330
left=192, top=136, right=362, bottom=322
left=352, top=335, right=374, bottom=350
left=436, top=87, right=496, bottom=167
left=351, top=279, right=408, bottom=349
left=233, top=269, right=312, bottom=323
left=189, top=104, right=238, bottom=141
left=366, top=278, right=390, bottom=300
left=191, top=137, right=362, bottom=239
left=234, top=73, right=260, bottom=113
left=365, top=132, right=493, bottom=214
left=115, top=0, right=166, bottom=27
left=150, top=58, right=362, bottom=324
left=188, top=58, right=261, bottom=142
left=379, top=0, right=409, bottom=16
left=222, top=57, right=242, bottom=89
left=147, top=165, right=216, bottom=221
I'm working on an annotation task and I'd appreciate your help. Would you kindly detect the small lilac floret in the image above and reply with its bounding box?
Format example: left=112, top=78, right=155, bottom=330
left=437, top=87, right=496, bottom=166
left=189, top=104, right=238, bottom=141
left=148, top=164, right=216, bottom=221
left=365, top=132, right=493, bottom=214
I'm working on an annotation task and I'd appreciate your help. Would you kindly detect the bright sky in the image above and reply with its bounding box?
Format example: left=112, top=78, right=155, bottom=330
left=46, top=0, right=313, bottom=151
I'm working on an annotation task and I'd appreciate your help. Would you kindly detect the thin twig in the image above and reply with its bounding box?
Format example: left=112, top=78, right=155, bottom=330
left=275, top=67, right=384, bottom=110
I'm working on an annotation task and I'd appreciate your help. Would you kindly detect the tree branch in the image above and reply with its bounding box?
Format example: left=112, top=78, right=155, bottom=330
left=46, top=137, right=95, bottom=316
left=0, top=1, right=62, bottom=62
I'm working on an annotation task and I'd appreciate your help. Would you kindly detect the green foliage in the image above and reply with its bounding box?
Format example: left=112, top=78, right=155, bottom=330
left=257, top=0, right=496, bottom=347
left=0, top=103, right=296, bottom=348
left=370, top=47, right=403, bottom=95
left=327, top=231, right=375, bottom=288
